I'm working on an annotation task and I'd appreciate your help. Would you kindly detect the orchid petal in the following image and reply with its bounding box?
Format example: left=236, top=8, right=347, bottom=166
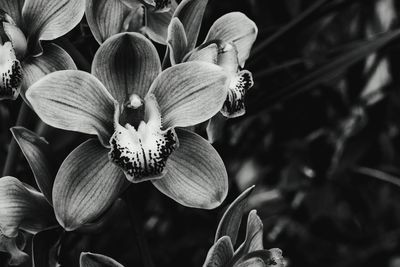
left=22, top=0, right=85, bottom=54
left=80, top=252, right=124, bottom=267
left=0, top=0, right=24, bottom=27
left=206, top=112, right=227, bottom=143
left=183, top=42, right=219, bottom=64
left=203, top=236, right=234, bottom=267
left=149, top=61, right=229, bottom=128
left=173, top=0, right=208, bottom=51
left=85, top=0, right=132, bottom=44
left=26, top=70, right=115, bottom=146
left=215, top=185, right=255, bottom=245
left=145, top=2, right=176, bottom=44
left=53, top=139, right=127, bottom=231
left=21, top=43, right=76, bottom=103
left=241, top=249, right=285, bottom=267
left=152, top=129, right=228, bottom=209
left=167, top=18, right=187, bottom=64
left=205, top=12, right=258, bottom=67
left=0, top=176, right=55, bottom=237
left=236, top=257, right=266, bottom=267
left=11, top=127, right=54, bottom=204
left=235, top=210, right=264, bottom=259
left=0, top=232, right=29, bottom=266
left=92, top=32, right=161, bottom=104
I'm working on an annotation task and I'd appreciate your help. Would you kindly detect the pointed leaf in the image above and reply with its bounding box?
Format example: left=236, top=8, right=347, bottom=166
left=203, top=236, right=234, bottom=267
left=53, top=139, right=127, bottom=231
left=92, top=32, right=161, bottom=104
left=80, top=252, right=124, bottom=267
left=149, top=61, right=229, bottom=128
left=11, top=126, right=54, bottom=204
left=152, top=129, right=228, bottom=209
left=0, top=176, right=55, bottom=237
left=22, top=0, right=85, bottom=53
left=205, top=12, right=258, bottom=67
left=26, top=70, right=115, bottom=146
left=21, top=43, right=76, bottom=102
left=173, top=0, right=208, bottom=51
left=215, top=185, right=255, bottom=245
left=85, top=0, right=132, bottom=44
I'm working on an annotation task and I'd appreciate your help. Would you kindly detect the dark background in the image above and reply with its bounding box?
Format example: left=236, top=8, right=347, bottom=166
left=2, top=0, right=400, bottom=266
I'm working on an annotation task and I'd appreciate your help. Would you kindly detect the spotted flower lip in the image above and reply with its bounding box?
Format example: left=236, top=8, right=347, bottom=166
left=166, top=1, right=258, bottom=119
left=27, top=32, right=230, bottom=231
left=86, top=0, right=177, bottom=44
left=0, top=0, right=85, bottom=101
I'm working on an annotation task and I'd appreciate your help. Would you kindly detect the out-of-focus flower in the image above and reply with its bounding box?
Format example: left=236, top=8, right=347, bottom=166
left=206, top=186, right=285, bottom=267
left=0, top=0, right=84, bottom=100
left=79, top=186, right=285, bottom=267
left=86, top=0, right=177, bottom=44
left=0, top=127, right=57, bottom=265
left=26, top=32, right=230, bottom=231
left=166, top=0, right=258, bottom=119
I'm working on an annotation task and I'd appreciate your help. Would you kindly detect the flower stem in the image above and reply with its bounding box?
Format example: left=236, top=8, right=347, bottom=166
left=123, top=189, right=154, bottom=267
left=2, top=102, right=30, bottom=177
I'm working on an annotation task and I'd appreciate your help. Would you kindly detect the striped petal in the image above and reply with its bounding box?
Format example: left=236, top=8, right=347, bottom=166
left=205, top=12, right=258, bottom=67
left=26, top=70, right=115, bottom=146
left=85, top=0, right=132, bottom=44
left=0, top=0, right=24, bottom=27
left=152, top=129, right=228, bottom=209
left=203, top=236, right=234, bottom=267
left=53, top=139, right=127, bottom=231
left=92, top=32, right=161, bottom=104
left=148, top=61, right=229, bottom=128
left=235, top=210, right=264, bottom=259
left=80, top=252, right=124, bottom=267
left=145, top=1, right=176, bottom=44
left=22, top=0, right=85, bottom=54
left=0, top=176, right=55, bottom=237
left=166, top=17, right=187, bottom=64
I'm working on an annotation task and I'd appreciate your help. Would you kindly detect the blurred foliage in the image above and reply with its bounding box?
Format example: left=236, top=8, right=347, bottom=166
left=3, top=0, right=400, bottom=266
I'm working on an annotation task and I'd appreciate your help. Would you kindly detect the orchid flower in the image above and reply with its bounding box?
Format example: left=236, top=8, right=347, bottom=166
left=78, top=187, right=285, bottom=267
left=26, top=32, right=230, bottom=231
left=86, top=0, right=177, bottom=44
left=0, top=0, right=84, bottom=101
left=165, top=0, right=258, bottom=119
left=0, top=127, right=57, bottom=265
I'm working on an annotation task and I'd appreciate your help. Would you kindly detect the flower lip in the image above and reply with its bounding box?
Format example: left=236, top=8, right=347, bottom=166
left=0, top=41, right=23, bottom=100
left=109, top=93, right=179, bottom=183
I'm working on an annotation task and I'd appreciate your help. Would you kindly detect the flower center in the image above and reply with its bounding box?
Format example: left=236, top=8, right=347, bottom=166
left=109, top=93, right=178, bottom=183
left=0, top=10, right=26, bottom=100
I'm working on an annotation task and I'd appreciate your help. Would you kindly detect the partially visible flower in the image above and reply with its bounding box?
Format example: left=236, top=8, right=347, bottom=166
left=27, top=32, right=230, bottom=231
left=86, top=0, right=177, bottom=44
left=79, top=186, right=285, bottom=267
left=166, top=0, right=258, bottom=119
left=0, top=0, right=84, bottom=101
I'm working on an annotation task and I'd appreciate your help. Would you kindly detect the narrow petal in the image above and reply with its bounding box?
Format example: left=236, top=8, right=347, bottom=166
left=80, top=252, right=124, bottom=267
left=215, top=185, right=255, bottom=245
left=11, top=127, right=54, bottom=204
left=235, top=210, right=264, bottom=259
left=0, top=232, right=29, bottom=266
left=0, top=0, right=24, bottom=27
left=167, top=17, right=187, bottom=64
left=203, top=236, right=234, bottom=267
left=173, top=0, right=208, bottom=51
left=152, top=129, right=228, bottom=209
left=22, top=0, right=85, bottom=54
left=85, top=0, right=132, bottom=44
left=26, top=70, right=115, bottom=146
left=205, top=12, right=258, bottom=67
left=92, top=32, right=161, bottom=104
left=53, top=139, right=127, bottom=231
left=0, top=176, right=55, bottom=237
left=21, top=43, right=76, bottom=103
left=145, top=1, right=177, bottom=44
left=148, top=61, right=229, bottom=128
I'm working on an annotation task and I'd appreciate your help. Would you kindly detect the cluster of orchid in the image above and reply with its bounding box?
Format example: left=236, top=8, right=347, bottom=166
left=0, top=0, right=283, bottom=266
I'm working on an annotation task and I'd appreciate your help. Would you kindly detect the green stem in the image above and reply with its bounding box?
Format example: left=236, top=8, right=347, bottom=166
left=2, top=102, right=30, bottom=177
left=123, top=189, right=154, bottom=267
